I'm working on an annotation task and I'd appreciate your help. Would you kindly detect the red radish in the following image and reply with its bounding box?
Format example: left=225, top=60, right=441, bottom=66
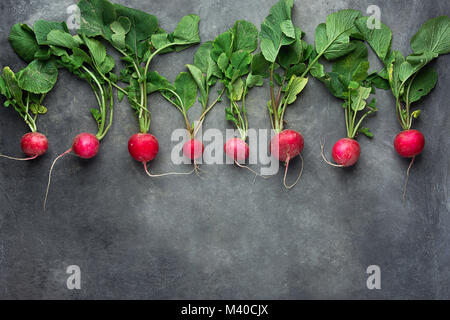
left=393, top=129, right=425, bottom=202
left=270, top=129, right=304, bottom=189
left=270, top=129, right=304, bottom=162
left=331, top=138, right=361, bottom=167
left=0, top=132, right=49, bottom=161
left=183, top=139, right=204, bottom=161
left=44, top=132, right=100, bottom=210
left=72, top=133, right=99, bottom=159
left=128, top=133, right=159, bottom=163
left=128, top=133, right=193, bottom=177
left=20, top=132, right=48, bottom=157
left=224, top=137, right=249, bottom=162
left=394, top=129, right=425, bottom=158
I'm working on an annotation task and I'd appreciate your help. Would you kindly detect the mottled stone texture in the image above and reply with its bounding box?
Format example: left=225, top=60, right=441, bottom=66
left=0, top=0, right=449, bottom=299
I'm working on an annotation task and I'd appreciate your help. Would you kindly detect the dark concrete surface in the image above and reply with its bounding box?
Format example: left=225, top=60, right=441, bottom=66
left=0, top=0, right=449, bottom=299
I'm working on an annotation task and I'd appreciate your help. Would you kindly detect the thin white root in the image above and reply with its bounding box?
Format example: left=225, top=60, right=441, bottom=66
left=144, top=162, right=195, bottom=177
left=234, top=160, right=269, bottom=179
left=402, top=156, right=415, bottom=203
left=0, top=154, right=38, bottom=161
left=283, top=154, right=304, bottom=190
left=320, top=138, right=344, bottom=168
left=43, top=148, right=72, bottom=212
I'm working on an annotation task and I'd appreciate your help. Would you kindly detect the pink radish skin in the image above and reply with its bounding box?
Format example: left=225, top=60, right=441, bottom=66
left=331, top=138, right=361, bottom=167
left=128, top=133, right=159, bottom=163
left=224, top=137, right=249, bottom=161
left=270, top=129, right=304, bottom=189
left=72, top=133, right=99, bottom=159
left=183, top=139, right=204, bottom=160
left=20, top=132, right=48, bottom=157
left=270, top=129, right=304, bottom=162
left=394, top=129, right=425, bottom=158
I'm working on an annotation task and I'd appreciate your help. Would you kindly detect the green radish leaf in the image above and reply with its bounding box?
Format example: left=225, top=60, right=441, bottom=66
left=78, top=0, right=117, bottom=39
left=174, top=72, right=197, bottom=110
left=72, top=47, right=92, bottom=65
left=186, top=64, right=207, bottom=107
left=90, top=108, right=102, bottom=126
left=350, top=86, right=371, bottom=111
left=47, top=29, right=80, bottom=49
left=315, top=9, right=361, bottom=60
left=17, top=60, right=58, bottom=94
left=278, top=26, right=304, bottom=69
left=358, top=127, right=373, bottom=138
left=34, top=20, right=68, bottom=45
left=286, top=63, right=306, bottom=79
left=232, top=20, right=258, bottom=53
left=410, top=16, right=450, bottom=55
left=110, top=18, right=130, bottom=50
left=365, top=72, right=390, bottom=90
left=246, top=73, right=264, bottom=88
left=146, top=71, right=175, bottom=93
left=284, top=75, right=308, bottom=104
left=411, top=110, right=421, bottom=118
left=98, top=55, right=115, bottom=74
left=173, top=14, right=201, bottom=45
left=280, top=20, right=296, bottom=39
left=404, top=65, right=438, bottom=104
left=230, top=50, right=251, bottom=77
left=231, top=77, right=244, bottom=101
left=225, top=107, right=240, bottom=127
left=2, top=67, right=23, bottom=105
left=251, top=52, right=271, bottom=77
left=259, top=0, right=295, bottom=62
left=211, top=31, right=233, bottom=61
left=387, top=50, right=405, bottom=98
left=217, top=53, right=230, bottom=74
left=355, top=16, right=392, bottom=63
left=193, top=41, right=221, bottom=83
left=83, top=37, right=106, bottom=66
left=332, top=41, right=369, bottom=86
left=9, top=23, right=40, bottom=62
left=113, top=3, right=158, bottom=58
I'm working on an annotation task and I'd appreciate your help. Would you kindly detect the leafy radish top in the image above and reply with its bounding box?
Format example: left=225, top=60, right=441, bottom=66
left=9, top=19, right=118, bottom=141
left=78, top=0, right=201, bottom=134
left=356, top=16, right=450, bottom=130
left=255, top=0, right=315, bottom=133
left=211, top=20, right=263, bottom=141
left=145, top=42, right=223, bottom=139
left=0, top=61, right=56, bottom=133
left=312, top=31, right=380, bottom=139
left=4, top=23, right=61, bottom=133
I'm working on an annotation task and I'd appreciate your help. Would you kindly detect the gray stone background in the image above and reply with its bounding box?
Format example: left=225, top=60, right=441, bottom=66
left=0, top=0, right=449, bottom=299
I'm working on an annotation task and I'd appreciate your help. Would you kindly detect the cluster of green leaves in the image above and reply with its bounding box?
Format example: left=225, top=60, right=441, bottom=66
left=9, top=18, right=118, bottom=140
left=78, top=0, right=201, bottom=133
left=0, top=64, right=53, bottom=132
left=209, top=20, right=262, bottom=140
left=256, top=0, right=314, bottom=133
left=145, top=42, right=223, bottom=139
left=356, top=16, right=450, bottom=130
left=313, top=40, right=378, bottom=138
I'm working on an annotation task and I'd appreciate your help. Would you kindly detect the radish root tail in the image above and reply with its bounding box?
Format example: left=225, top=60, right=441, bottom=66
left=144, top=162, right=195, bottom=177
left=320, top=139, right=344, bottom=168
left=402, top=156, right=415, bottom=203
left=43, top=148, right=72, bottom=212
left=0, top=154, right=38, bottom=161
left=283, top=154, right=304, bottom=190
left=234, top=160, right=269, bottom=179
